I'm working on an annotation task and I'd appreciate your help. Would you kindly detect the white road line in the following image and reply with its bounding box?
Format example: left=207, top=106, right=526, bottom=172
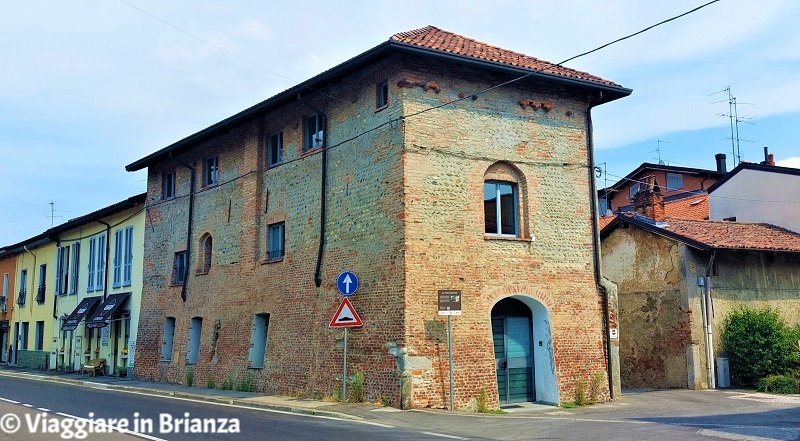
left=422, top=432, right=469, bottom=440
left=55, top=412, right=168, bottom=441
left=37, top=408, right=50, bottom=412
left=21, top=403, right=33, bottom=407
left=0, top=397, right=20, bottom=404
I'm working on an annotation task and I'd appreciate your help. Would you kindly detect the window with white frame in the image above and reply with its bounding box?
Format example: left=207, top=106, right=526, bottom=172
left=162, top=171, right=176, bottom=200
left=87, top=238, right=96, bottom=291
left=123, top=226, right=133, bottom=287
left=484, top=181, right=518, bottom=236
left=96, top=234, right=105, bottom=290
left=267, top=223, right=285, bottom=261
left=268, top=132, right=283, bottom=167
left=55, top=245, right=69, bottom=296
left=304, top=114, right=324, bottom=151
left=113, top=229, right=123, bottom=288
left=204, top=157, right=219, bottom=187
left=69, top=243, right=80, bottom=294
left=666, top=173, right=683, bottom=191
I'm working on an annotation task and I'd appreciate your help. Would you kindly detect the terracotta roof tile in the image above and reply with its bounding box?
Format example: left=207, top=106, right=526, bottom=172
left=662, top=218, right=800, bottom=252
left=663, top=193, right=709, bottom=220
left=598, top=215, right=615, bottom=230
left=391, top=26, right=621, bottom=88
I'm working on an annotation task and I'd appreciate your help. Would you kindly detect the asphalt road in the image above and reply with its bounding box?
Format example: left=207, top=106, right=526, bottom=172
left=0, top=376, right=487, bottom=441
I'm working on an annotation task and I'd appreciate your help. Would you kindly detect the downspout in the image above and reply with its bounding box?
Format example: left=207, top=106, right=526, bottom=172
left=586, top=93, right=615, bottom=399
left=52, top=239, right=60, bottom=320
left=23, top=246, right=37, bottom=315
left=97, top=220, right=112, bottom=301
left=299, top=94, right=328, bottom=288
left=703, top=250, right=717, bottom=388
left=172, top=153, right=196, bottom=302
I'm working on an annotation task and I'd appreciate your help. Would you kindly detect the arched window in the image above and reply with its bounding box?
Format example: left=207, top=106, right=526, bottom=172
left=202, top=235, right=212, bottom=273
left=484, top=162, right=525, bottom=237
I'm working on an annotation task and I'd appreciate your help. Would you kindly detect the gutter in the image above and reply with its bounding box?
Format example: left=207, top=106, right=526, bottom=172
left=586, top=93, right=615, bottom=399
left=22, top=246, right=36, bottom=316
left=97, top=220, right=112, bottom=302
left=703, top=250, right=717, bottom=389
left=172, top=153, right=196, bottom=302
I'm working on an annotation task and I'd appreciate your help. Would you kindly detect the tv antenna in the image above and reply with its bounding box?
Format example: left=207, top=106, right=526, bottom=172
left=46, top=201, right=68, bottom=228
left=651, top=140, right=670, bottom=165
left=710, top=86, right=755, bottom=167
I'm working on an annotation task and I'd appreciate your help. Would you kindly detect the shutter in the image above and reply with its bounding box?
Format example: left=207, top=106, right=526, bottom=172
left=54, top=247, right=62, bottom=296
left=87, top=239, right=95, bottom=291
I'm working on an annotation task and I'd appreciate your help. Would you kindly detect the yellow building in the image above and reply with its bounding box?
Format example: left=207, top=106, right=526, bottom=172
left=0, top=251, right=17, bottom=363
left=5, top=194, right=145, bottom=375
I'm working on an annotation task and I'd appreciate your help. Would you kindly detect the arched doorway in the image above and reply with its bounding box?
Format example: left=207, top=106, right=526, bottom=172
left=492, top=297, right=535, bottom=403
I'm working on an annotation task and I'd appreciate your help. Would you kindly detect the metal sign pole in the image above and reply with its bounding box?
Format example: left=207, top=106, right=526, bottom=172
left=342, top=327, right=348, bottom=403
left=448, top=315, right=454, bottom=411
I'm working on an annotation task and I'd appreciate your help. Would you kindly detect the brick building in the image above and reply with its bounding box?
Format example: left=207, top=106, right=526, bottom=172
left=127, top=26, right=630, bottom=408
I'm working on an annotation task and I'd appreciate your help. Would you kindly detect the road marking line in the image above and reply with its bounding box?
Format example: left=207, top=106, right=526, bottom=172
left=55, top=412, right=168, bottom=441
left=37, top=408, right=50, bottom=412
left=21, top=404, right=32, bottom=407
left=0, top=397, right=20, bottom=404
left=422, top=432, right=469, bottom=440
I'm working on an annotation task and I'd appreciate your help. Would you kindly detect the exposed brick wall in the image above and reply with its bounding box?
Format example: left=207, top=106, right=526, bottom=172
left=134, top=52, right=611, bottom=408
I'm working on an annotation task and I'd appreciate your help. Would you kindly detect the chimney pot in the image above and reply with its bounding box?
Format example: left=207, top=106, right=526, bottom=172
left=768, top=153, right=775, bottom=166
left=715, top=153, right=727, bottom=173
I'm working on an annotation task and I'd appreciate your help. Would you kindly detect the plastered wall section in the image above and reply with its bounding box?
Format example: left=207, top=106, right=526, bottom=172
left=400, top=55, right=608, bottom=408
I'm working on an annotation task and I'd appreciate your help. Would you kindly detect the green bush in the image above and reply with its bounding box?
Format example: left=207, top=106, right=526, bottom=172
left=574, top=378, right=589, bottom=406
left=185, top=368, right=194, bottom=387
left=238, top=372, right=255, bottom=392
left=220, top=375, right=234, bottom=390
left=756, top=375, right=800, bottom=394
left=722, top=307, right=799, bottom=385
left=347, top=372, right=365, bottom=403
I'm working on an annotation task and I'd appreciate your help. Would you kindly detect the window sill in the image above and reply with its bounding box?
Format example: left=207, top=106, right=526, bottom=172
left=301, top=147, right=321, bottom=156
left=202, top=183, right=219, bottom=190
left=161, top=359, right=172, bottom=363
left=195, top=271, right=208, bottom=276
left=374, top=104, right=389, bottom=113
left=185, top=362, right=197, bottom=366
left=247, top=366, right=263, bottom=370
left=484, top=235, right=531, bottom=243
left=169, top=282, right=185, bottom=287
left=261, top=257, right=284, bottom=265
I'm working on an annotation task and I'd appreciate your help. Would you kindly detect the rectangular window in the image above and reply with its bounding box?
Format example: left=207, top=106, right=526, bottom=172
left=267, top=222, right=285, bottom=261
left=186, top=317, right=202, bottom=365
left=87, top=238, right=96, bottom=291
left=484, top=182, right=518, bottom=236
left=162, top=317, right=176, bottom=361
left=35, top=321, right=44, bottom=351
left=55, top=245, right=69, bottom=296
left=204, top=157, right=219, bottom=187
left=173, top=251, right=188, bottom=285
left=69, top=243, right=80, bottom=294
left=17, top=270, right=27, bottom=306
left=267, top=132, right=283, bottom=167
left=2, top=273, right=7, bottom=297
left=629, top=183, right=640, bottom=199
left=162, top=171, right=176, bottom=200
left=248, top=313, right=270, bottom=369
left=21, top=322, right=29, bottom=350
left=598, top=198, right=610, bottom=215
left=37, top=264, right=47, bottom=304
left=1, top=273, right=7, bottom=313
left=113, top=229, right=123, bottom=288
left=666, top=173, right=683, bottom=191
left=123, top=226, right=133, bottom=287
left=376, top=81, right=389, bottom=109
left=96, top=234, right=105, bottom=290
left=304, top=114, right=324, bottom=151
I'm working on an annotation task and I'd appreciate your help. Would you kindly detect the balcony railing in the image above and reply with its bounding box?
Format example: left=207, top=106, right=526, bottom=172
left=0, top=296, right=6, bottom=313
left=17, top=289, right=26, bottom=307
left=267, top=248, right=285, bottom=261
left=36, top=285, right=46, bottom=304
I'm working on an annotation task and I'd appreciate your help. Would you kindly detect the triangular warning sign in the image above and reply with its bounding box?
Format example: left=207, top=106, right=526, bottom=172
left=329, top=297, right=363, bottom=328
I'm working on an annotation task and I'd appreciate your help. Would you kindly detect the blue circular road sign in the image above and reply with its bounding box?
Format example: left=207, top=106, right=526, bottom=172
left=336, top=271, right=359, bottom=296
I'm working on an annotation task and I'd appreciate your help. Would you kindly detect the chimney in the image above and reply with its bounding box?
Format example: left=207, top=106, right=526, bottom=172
left=763, top=146, right=769, bottom=164
left=715, top=153, right=727, bottom=173
left=633, top=175, right=666, bottom=223
left=768, top=153, right=775, bottom=166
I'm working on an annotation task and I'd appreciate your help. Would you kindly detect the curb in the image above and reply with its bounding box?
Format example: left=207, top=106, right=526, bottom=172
left=0, top=370, right=363, bottom=421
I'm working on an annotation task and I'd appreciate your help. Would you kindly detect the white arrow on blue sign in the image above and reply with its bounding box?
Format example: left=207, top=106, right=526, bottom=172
left=336, top=271, right=359, bottom=296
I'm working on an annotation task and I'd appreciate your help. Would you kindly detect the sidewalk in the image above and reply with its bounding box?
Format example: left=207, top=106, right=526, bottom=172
left=0, top=365, right=379, bottom=421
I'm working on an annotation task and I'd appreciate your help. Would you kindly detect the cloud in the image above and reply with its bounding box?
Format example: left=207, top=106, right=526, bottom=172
left=776, top=157, right=800, bottom=169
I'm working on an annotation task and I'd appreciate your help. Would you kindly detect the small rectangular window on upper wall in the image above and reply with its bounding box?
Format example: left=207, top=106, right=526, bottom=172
left=304, top=114, right=324, bottom=151
left=376, top=81, right=389, bottom=109
left=204, top=157, right=219, bottom=187
left=162, top=171, right=176, bottom=199
left=666, top=173, right=683, bottom=191
left=268, top=132, right=283, bottom=168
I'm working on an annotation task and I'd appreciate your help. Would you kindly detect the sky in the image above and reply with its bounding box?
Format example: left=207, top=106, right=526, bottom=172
left=2, top=0, right=799, bottom=246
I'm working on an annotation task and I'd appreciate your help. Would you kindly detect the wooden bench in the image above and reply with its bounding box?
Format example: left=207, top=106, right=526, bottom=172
left=81, top=358, right=106, bottom=377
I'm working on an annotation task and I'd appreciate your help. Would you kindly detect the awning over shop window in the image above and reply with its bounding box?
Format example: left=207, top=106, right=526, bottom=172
left=86, top=293, right=130, bottom=329
left=61, top=297, right=102, bottom=331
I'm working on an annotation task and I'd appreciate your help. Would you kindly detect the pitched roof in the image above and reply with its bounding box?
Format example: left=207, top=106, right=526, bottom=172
left=391, top=26, right=620, bottom=87
left=707, top=161, right=800, bottom=193
left=663, top=193, right=708, bottom=220
left=602, top=213, right=800, bottom=253
left=128, top=26, right=630, bottom=172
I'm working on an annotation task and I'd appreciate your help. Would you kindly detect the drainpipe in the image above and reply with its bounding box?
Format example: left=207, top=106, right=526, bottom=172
left=97, top=220, right=112, bottom=301
left=52, top=239, right=60, bottom=320
left=171, top=153, right=196, bottom=302
left=586, top=93, right=615, bottom=399
left=298, top=94, right=328, bottom=288
left=703, top=250, right=717, bottom=389
left=23, top=246, right=37, bottom=315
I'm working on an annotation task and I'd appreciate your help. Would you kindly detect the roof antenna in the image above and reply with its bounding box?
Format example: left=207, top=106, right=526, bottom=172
left=652, top=140, right=669, bottom=165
